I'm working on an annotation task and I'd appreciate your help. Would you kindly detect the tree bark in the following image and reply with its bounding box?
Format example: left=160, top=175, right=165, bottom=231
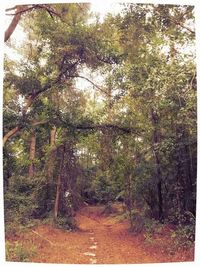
left=54, top=145, right=65, bottom=220
left=47, top=127, right=57, bottom=182
left=3, top=94, right=37, bottom=146
left=3, top=120, right=47, bottom=147
left=28, top=131, right=36, bottom=177
left=175, top=126, right=196, bottom=215
left=5, top=5, right=61, bottom=43
left=3, top=80, right=54, bottom=146
left=4, top=6, right=24, bottom=42
left=3, top=126, right=20, bottom=146
left=151, top=108, right=164, bottom=223
left=157, top=179, right=163, bottom=222
left=127, top=173, right=134, bottom=229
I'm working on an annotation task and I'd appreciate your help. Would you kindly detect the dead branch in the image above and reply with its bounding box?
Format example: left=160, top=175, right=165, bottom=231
left=31, top=230, right=54, bottom=245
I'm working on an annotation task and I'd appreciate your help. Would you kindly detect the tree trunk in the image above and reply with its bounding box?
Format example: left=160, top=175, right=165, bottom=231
left=47, top=127, right=57, bottom=182
left=157, top=179, right=163, bottom=222
left=54, top=145, right=65, bottom=220
left=4, top=6, right=24, bottom=42
left=175, top=126, right=196, bottom=216
left=3, top=126, right=20, bottom=146
left=153, top=149, right=163, bottom=222
left=3, top=85, right=51, bottom=146
left=42, top=127, right=57, bottom=213
left=151, top=108, right=164, bottom=223
left=3, top=121, right=47, bottom=147
left=122, top=138, right=134, bottom=228
left=28, top=131, right=36, bottom=177
left=127, top=173, right=134, bottom=229
left=3, top=95, right=37, bottom=146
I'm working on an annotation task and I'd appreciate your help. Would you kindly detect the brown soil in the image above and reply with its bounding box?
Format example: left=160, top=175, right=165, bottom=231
left=6, top=204, right=194, bottom=264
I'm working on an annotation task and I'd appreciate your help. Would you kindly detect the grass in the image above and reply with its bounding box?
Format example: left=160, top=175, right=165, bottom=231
left=6, top=240, right=37, bottom=262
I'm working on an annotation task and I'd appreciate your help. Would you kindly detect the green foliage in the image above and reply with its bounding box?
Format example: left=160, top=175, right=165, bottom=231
left=170, top=223, right=195, bottom=249
left=130, top=212, right=145, bottom=234
left=143, top=218, right=164, bottom=243
left=54, top=216, right=76, bottom=231
left=4, top=176, right=37, bottom=224
left=16, top=75, right=42, bottom=96
left=4, top=174, right=54, bottom=225
left=6, top=241, right=36, bottom=262
left=91, top=175, right=115, bottom=203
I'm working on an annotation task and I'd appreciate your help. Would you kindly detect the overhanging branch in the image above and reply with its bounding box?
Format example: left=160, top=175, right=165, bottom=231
left=68, top=75, right=109, bottom=96
left=75, top=124, right=133, bottom=134
left=6, top=4, right=61, bottom=18
left=5, top=4, right=62, bottom=42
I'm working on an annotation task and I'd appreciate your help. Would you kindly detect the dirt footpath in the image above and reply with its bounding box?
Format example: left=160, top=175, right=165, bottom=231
left=16, top=205, right=194, bottom=264
left=75, top=205, right=159, bottom=264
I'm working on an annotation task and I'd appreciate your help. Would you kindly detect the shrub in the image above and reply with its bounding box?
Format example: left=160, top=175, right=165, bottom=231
left=4, top=174, right=54, bottom=226
left=171, top=223, right=195, bottom=249
left=5, top=241, right=36, bottom=262
left=129, top=211, right=145, bottom=233
left=54, top=216, right=76, bottom=231
left=4, top=175, right=38, bottom=225
left=143, top=218, right=164, bottom=243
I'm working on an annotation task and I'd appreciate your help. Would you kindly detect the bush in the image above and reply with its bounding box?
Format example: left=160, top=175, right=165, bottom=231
left=5, top=241, right=36, bottom=262
left=129, top=211, right=145, bottom=233
left=90, top=175, right=116, bottom=204
left=129, top=210, right=164, bottom=238
left=54, top=216, right=76, bottom=231
left=171, top=223, right=195, bottom=249
left=143, top=218, right=164, bottom=243
left=167, top=210, right=195, bottom=248
left=4, top=174, right=54, bottom=226
left=4, top=175, right=38, bottom=225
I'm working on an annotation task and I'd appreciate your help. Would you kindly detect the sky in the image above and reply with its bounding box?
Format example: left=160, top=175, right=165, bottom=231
left=90, top=1, right=122, bottom=21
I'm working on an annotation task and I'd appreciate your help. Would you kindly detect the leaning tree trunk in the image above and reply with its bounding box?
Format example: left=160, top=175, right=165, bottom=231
left=3, top=126, right=20, bottom=147
left=28, top=131, right=36, bottom=177
left=4, top=5, right=24, bottom=42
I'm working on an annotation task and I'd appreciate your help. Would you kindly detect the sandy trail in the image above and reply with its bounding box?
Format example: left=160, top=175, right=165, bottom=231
left=17, top=204, right=193, bottom=264
left=75, top=205, right=159, bottom=264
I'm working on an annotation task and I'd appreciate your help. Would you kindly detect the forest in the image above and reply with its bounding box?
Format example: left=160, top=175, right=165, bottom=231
left=3, top=2, right=196, bottom=263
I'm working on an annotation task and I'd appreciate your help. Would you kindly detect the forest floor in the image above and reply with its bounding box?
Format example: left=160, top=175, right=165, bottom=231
left=6, top=204, right=194, bottom=264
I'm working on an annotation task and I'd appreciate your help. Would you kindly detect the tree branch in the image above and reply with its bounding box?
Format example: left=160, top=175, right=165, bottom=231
left=4, top=6, right=24, bottom=42
left=5, top=4, right=62, bottom=42
left=69, top=75, right=109, bottom=96
left=5, top=6, right=18, bottom=12
left=3, top=57, right=78, bottom=145
left=32, top=120, right=48, bottom=126
left=6, top=4, right=61, bottom=18
left=3, top=126, right=20, bottom=146
left=31, top=230, right=54, bottom=245
left=3, top=117, right=136, bottom=146
left=75, top=123, right=133, bottom=134
left=6, top=6, right=34, bottom=16
left=3, top=120, right=48, bottom=147
left=168, top=16, right=195, bottom=36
